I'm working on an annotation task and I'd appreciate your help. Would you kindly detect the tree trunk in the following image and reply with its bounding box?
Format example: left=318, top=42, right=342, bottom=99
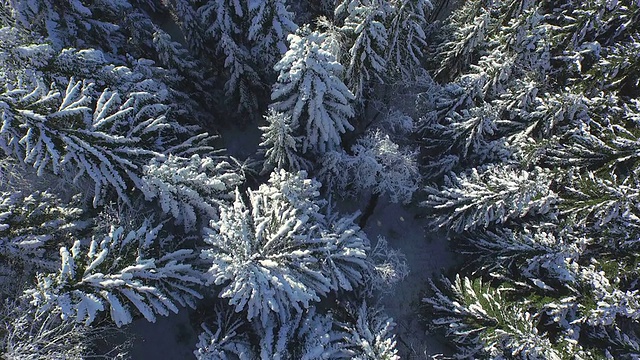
left=358, top=193, right=380, bottom=229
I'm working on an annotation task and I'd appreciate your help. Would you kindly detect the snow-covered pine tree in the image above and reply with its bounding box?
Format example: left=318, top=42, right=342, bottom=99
left=255, top=308, right=346, bottom=359
left=421, top=1, right=640, bottom=358
left=425, top=231, right=640, bottom=358
left=457, top=227, right=586, bottom=290
left=320, top=129, right=420, bottom=204
left=424, top=275, right=572, bottom=359
left=385, top=0, right=432, bottom=81
left=339, top=0, right=391, bottom=101
left=418, top=1, right=588, bottom=172
left=194, top=299, right=403, bottom=359
left=366, top=235, right=409, bottom=295
left=141, top=154, right=243, bottom=232
left=152, top=29, right=199, bottom=74
left=259, top=109, right=311, bottom=173
left=338, top=301, right=400, bottom=360
left=423, top=164, right=558, bottom=233
left=26, top=219, right=203, bottom=327
left=0, top=191, right=86, bottom=272
left=0, top=77, right=169, bottom=206
left=196, top=0, right=298, bottom=117
left=1, top=300, right=94, bottom=359
left=0, top=20, right=216, bottom=147
left=215, top=33, right=263, bottom=116
left=246, top=0, right=298, bottom=70
left=3, top=0, right=224, bottom=130
left=431, top=0, right=491, bottom=83
left=8, top=0, right=130, bottom=51
left=201, top=170, right=370, bottom=327
left=270, top=26, right=356, bottom=154
left=193, top=306, right=253, bottom=360
left=166, top=0, right=207, bottom=56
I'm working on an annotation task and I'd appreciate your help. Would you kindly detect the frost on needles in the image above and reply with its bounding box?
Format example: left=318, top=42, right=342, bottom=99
left=27, top=219, right=203, bottom=327
left=420, top=1, right=640, bottom=358
left=270, top=26, right=355, bottom=155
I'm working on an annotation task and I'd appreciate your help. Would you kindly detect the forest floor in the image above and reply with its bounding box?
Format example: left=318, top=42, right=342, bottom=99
left=341, top=194, right=458, bottom=358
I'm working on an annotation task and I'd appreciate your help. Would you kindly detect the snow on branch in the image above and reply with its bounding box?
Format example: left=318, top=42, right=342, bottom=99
left=141, top=154, right=243, bottom=232
left=201, top=170, right=370, bottom=327
left=340, top=0, right=391, bottom=100
left=320, top=129, right=420, bottom=203
left=26, top=220, right=202, bottom=327
left=271, top=26, right=355, bottom=154
left=259, top=109, right=311, bottom=173
left=0, top=77, right=193, bottom=207
left=194, top=306, right=253, bottom=360
left=338, top=301, right=400, bottom=360
left=423, top=164, right=558, bottom=232
left=424, top=275, right=564, bottom=359
left=0, top=190, right=85, bottom=272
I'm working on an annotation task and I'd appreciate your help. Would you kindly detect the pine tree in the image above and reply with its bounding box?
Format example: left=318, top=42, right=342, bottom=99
left=259, top=109, right=311, bottom=172
left=420, top=1, right=640, bottom=358
left=0, top=77, right=170, bottom=206
left=196, top=0, right=299, bottom=117
left=246, top=0, right=298, bottom=69
left=423, top=164, right=558, bottom=233
left=167, top=0, right=207, bottom=55
left=385, top=0, right=432, bottom=81
left=424, top=276, right=570, bottom=359
left=201, top=170, right=370, bottom=327
left=431, top=0, right=491, bottom=82
left=338, top=301, right=400, bottom=360
left=339, top=0, right=391, bottom=100
left=193, top=306, right=253, bottom=360
left=141, top=154, right=243, bottom=232
left=255, top=308, right=346, bottom=359
left=194, top=300, right=402, bottom=359
left=215, top=33, right=262, bottom=115
left=8, top=0, right=131, bottom=50
left=319, top=129, right=420, bottom=203
left=26, top=220, right=203, bottom=327
left=271, top=26, right=355, bottom=154
left=1, top=301, right=93, bottom=359
left=0, top=190, right=86, bottom=272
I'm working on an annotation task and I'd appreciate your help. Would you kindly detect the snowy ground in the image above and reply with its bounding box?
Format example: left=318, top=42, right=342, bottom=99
left=345, top=195, right=458, bottom=358
left=125, top=309, right=198, bottom=359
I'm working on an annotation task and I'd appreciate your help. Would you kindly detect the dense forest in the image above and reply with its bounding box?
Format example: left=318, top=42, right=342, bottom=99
left=1, top=0, right=639, bottom=359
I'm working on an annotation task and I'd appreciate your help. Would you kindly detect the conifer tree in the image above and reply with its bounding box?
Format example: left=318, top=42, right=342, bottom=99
left=1, top=77, right=173, bottom=207
left=320, top=129, right=420, bottom=204
left=141, top=154, right=243, bottom=232
left=0, top=190, right=85, bottom=272
left=8, top=0, right=130, bottom=50
left=197, top=0, right=298, bottom=116
left=259, top=109, right=310, bottom=172
left=27, top=219, right=203, bottom=327
left=339, top=0, right=391, bottom=100
left=421, top=1, right=640, bottom=358
left=201, top=170, right=370, bottom=326
left=385, top=0, right=432, bottom=81
left=1, top=301, right=96, bottom=359
left=270, top=26, right=355, bottom=154
left=0, top=0, right=422, bottom=357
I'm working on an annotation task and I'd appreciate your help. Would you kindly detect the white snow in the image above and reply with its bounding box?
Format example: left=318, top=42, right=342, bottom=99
left=126, top=308, right=198, bottom=359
